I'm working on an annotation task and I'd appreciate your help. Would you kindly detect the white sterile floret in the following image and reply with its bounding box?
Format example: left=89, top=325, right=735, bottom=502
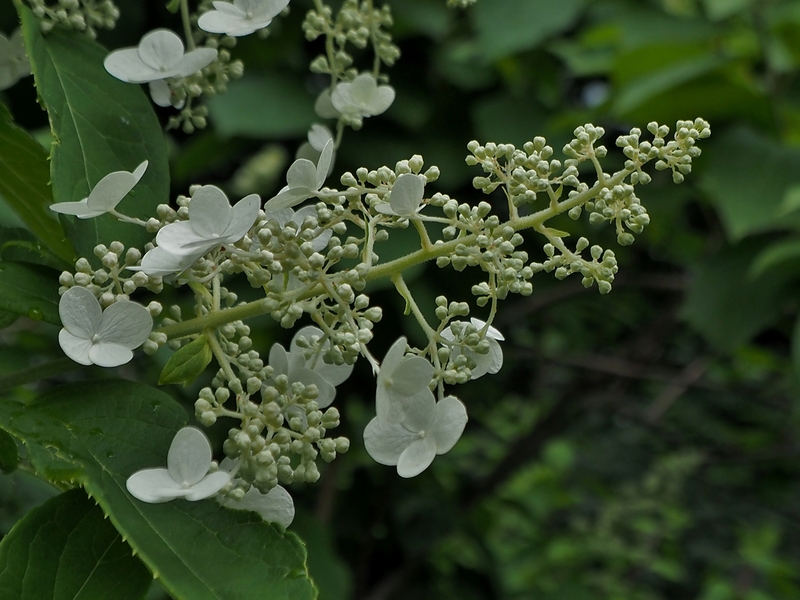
left=364, top=394, right=467, bottom=478
left=295, top=124, right=335, bottom=178
left=376, top=337, right=435, bottom=424
left=265, top=139, right=334, bottom=210
left=331, top=73, right=395, bottom=118
left=441, top=318, right=504, bottom=379
left=104, top=29, right=218, bottom=84
left=126, top=427, right=231, bottom=503
left=50, top=161, right=148, bottom=219
left=148, top=80, right=185, bottom=108
left=263, top=205, right=331, bottom=252
left=267, top=326, right=353, bottom=407
left=216, top=459, right=295, bottom=527
left=198, top=0, right=290, bottom=37
left=375, top=173, right=425, bottom=217
left=58, top=286, right=153, bottom=367
left=0, top=29, right=31, bottom=91
left=134, top=185, right=260, bottom=276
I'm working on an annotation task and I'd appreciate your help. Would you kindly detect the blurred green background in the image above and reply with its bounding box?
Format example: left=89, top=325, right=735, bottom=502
left=6, top=0, right=800, bottom=598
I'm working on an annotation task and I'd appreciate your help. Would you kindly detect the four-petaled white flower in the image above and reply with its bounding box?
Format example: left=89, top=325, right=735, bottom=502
left=50, top=161, right=148, bottom=219
left=133, top=185, right=260, bottom=276
left=331, top=73, right=395, bottom=119
left=375, top=173, right=425, bottom=217
left=198, top=0, right=290, bottom=37
left=104, top=29, right=217, bottom=84
left=58, top=286, right=153, bottom=367
left=265, top=139, right=334, bottom=210
left=0, top=29, right=31, bottom=91
left=376, top=337, right=434, bottom=424
left=127, top=427, right=231, bottom=503
left=217, top=459, right=295, bottom=528
left=441, top=318, right=504, bottom=379
left=364, top=393, right=467, bottom=478
left=268, top=325, right=353, bottom=408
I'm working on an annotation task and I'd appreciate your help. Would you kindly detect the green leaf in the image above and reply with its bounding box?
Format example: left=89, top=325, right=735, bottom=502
left=0, top=102, right=74, bottom=263
left=680, top=241, right=792, bottom=352
left=0, top=488, right=151, bottom=600
left=750, top=237, right=800, bottom=278
left=0, top=261, right=60, bottom=325
left=0, top=226, right=71, bottom=270
left=699, top=127, right=800, bottom=241
left=19, top=7, right=169, bottom=260
left=158, top=335, right=213, bottom=386
left=208, top=72, right=317, bottom=139
left=0, top=311, right=18, bottom=330
left=0, top=381, right=316, bottom=600
left=0, top=429, right=19, bottom=474
left=471, top=0, right=587, bottom=61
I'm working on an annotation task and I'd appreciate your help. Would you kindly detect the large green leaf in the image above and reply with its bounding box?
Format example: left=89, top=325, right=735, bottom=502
left=19, top=6, right=169, bottom=260
left=0, top=226, right=71, bottom=270
left=0, top=102, right=73, bottom=263
left=0, top=488, right=151, bottom=600
left=0, top=381, right=316, bottom=600
left=0, top=261, right=60, bottom=325
left=471, top=0, right=587, bottom=61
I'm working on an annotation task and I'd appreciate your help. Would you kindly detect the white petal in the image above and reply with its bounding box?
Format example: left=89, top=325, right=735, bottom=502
left=378, top=337, right=407, bottom=381
left=58, top=329, right=93, bottom=365
left=132, top=246, right=195, bottom=276
left=315, top=140, right=334, bottom=191
left=288, top=366, right=337, bottom=409
left=104, top=48, right=162, bottom=83
left=59, top=286, right=101, bottom=338
left=218, top=484, right=295, bottom=528
left=470, top=317, right=504, bottom=341
left=167, top=427, right=213, bottom=487
left=137, top=29, right=185, bottom=72
left=268, top=343, right=289, bottom=376
left=400, top=387, right=436, bottom=433
left=88, top=342, right=134, bottom=367
left=314, top=89, right=340, bottom=119
left=85, top=170, right=137, bottom=213
left=50, top=199, right=98, bottom=218
left=184, top=471, right=231, bottom=501
left=389, top=174, right=424, bottom=217
left=363, top=417, right=415, bottom=465
left=264, top=187, right=312, bottom=211
left=429, top=395, right=467, bottom=454
left=291, top=326, right=353, bottom=387
left=286, top=158, right=318, bottom=191
left=132, top=160, right=149, bottom=183
left=390, top=355, right=434, bottom=397
left=188, top=185, right=232, bottom=238
left=172, top=48, right=218, bottom=78
left=308, top=124, right=333, bottom=152
left=126, top=468, right=187, bottom=503
left=221, top=193, right=261, bottom=243
left=96, top=300, right=153, bottom=348
left=397, top=437, right=436, bottom=478
left=365, top=85, right=395, bottom=116
left=148, top=80, right=173, bottom=107
left=156, top=221, right=209, bottom=256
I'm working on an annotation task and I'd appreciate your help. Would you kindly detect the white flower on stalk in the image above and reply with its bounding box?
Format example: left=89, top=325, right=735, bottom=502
left=58, top=286, right=153, bottom=367
left=263, top=205, right=332, bottom=252
left=441, top=318, right=504, bottom=379
left=376, top=337, right=434, bottom=424
left=104, top=29, right=217, bottom=84
left=364, top=393, right=467, bottom=478
left=295, top=124, right=335, bottom=178
left=198, top=0, right=290, bottom=37
left=267, top=326, right=353, bottom=408
left=133, top=185, right=260, bottom=276
left=126, top=427, right=231, bottom=503
left=50, top=161, right=148, bottom=219
left=216, top=459, right=295, bottom=528
left=0, top=29, right=31, bottom=91
left=375, top=173, right=425, bottom=217
left=265, top=139, right=334, bottom=211
left=331, top=73, right=395, bottom=119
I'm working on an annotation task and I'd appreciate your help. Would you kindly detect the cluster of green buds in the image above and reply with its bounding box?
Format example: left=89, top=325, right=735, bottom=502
left=26, top=0, right=119, bottom=37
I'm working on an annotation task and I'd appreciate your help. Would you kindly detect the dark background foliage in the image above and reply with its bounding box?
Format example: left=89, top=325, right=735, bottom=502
left=4, top=0, right=800, bottom=598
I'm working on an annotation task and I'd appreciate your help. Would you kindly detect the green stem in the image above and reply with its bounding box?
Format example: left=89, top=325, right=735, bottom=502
left=180, top=0, right=195, bottom=50
left=0, top=358, right=76, bottom=393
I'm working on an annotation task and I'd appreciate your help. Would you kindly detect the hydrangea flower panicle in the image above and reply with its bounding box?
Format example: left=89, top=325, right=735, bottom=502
left=266, top=140, right=334, bottom=210
left=133, top=185, right=260, bottom=276
left=441, top=318, right=504, bottom=379
left=331, top=73, right=395, bottom=119
left=58, top=286, right=153, bottom=367
left=263, top=205, right=332, bottom=252
left=126, top=427, right=230, bottom=503
left=50, top=161, right=148, bottom=219
left=104, top=29, right=217, bottom=84
left=198, top=0, right=291, bottom=37
left=364, top=394, right=467, bottom=478
left=376, top=337, right=435, bottom=424
left=0, top=29, right=31, bottom=91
